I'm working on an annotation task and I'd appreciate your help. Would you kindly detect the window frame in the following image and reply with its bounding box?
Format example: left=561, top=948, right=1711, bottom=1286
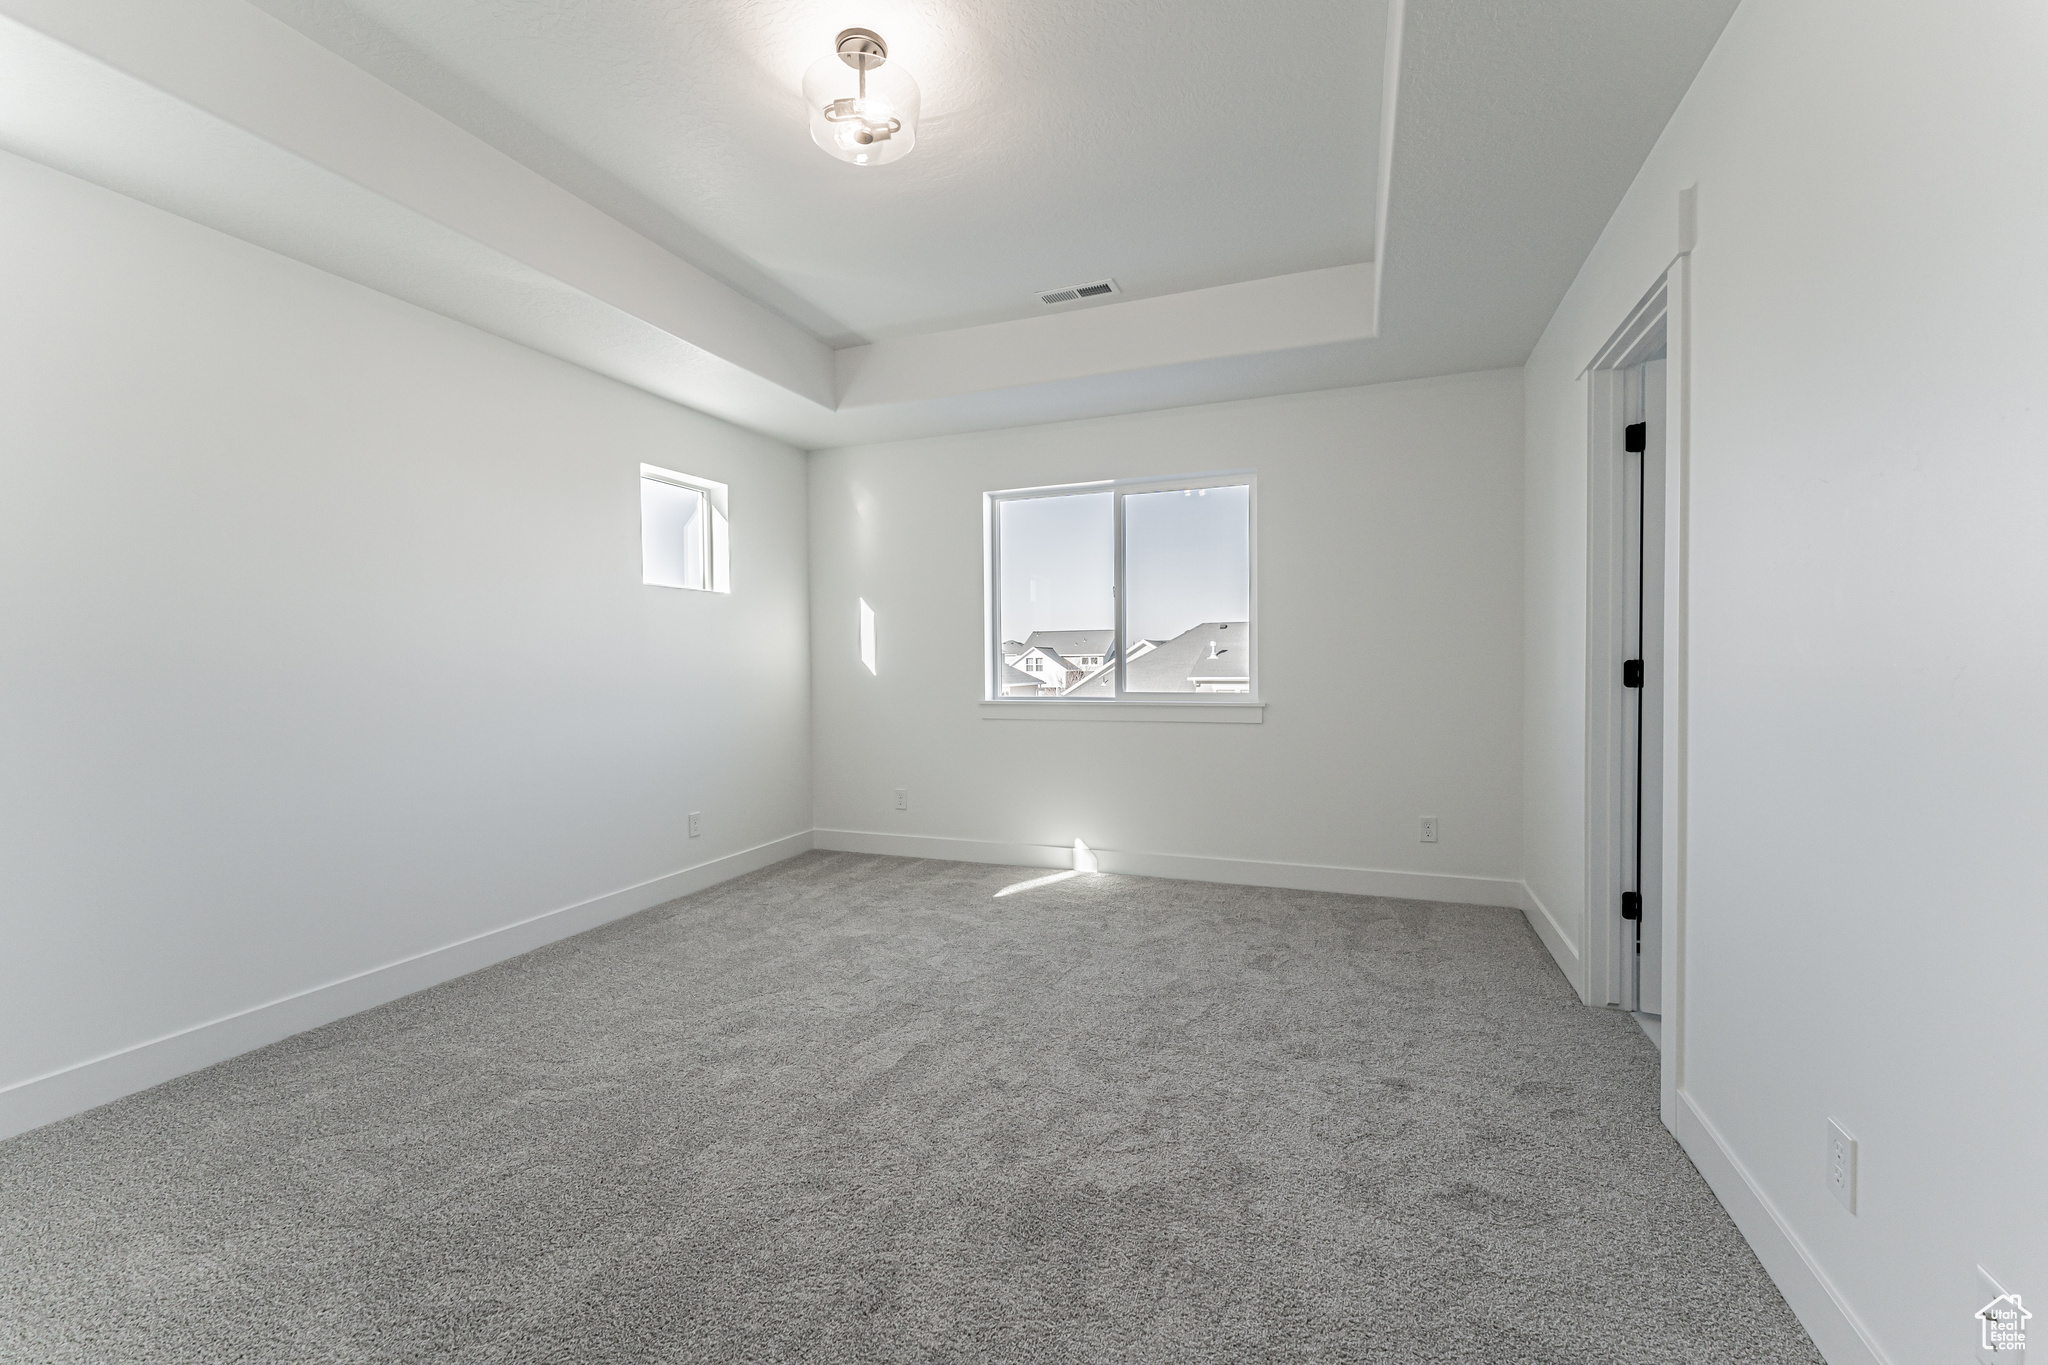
left=984, top=470, right=1258, bottom=705
left=641, top=464, right=730, bottom=593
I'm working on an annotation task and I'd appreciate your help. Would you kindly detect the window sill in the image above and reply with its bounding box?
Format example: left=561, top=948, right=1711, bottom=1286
left=979, top=700, right=1264, bottom=724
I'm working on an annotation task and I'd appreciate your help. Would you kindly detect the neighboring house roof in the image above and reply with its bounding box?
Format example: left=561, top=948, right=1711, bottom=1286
left=999, top=640, right=1028, bottom=656
left=1022, top=629, right=1115, bottom=659
left=1001, top=662, right=1039, bottom=686
left=1061, top=657, right=1117, bottom=696
left=1124, top=621, right=1251, bottom=692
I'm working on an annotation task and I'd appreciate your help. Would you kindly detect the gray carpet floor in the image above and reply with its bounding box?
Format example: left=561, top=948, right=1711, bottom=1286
left=0, top=852, right=1821, bottom=1363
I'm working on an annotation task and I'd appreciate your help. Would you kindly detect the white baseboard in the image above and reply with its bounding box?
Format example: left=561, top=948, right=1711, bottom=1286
left=0, top=831, right=815, bottom=1143
left=1516, top=879, right=1584, bottom=999
left=1675, top=1090, right=1892, bottom=1365
left=813, top=828, right=1526, bottom=908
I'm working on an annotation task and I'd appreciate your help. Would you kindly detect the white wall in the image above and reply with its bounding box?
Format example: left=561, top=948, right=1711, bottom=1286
left=1523, top=3, right=2048, bottom=1361
left=0, top=151, right=812, bottom=1138
left=810, top=372, right=1524, bottom=902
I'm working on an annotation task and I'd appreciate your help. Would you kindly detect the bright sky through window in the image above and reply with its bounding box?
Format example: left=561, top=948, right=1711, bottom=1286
left=1122, top=485, right=1250, bottom=642
left=997, top=486, right=1249, bottom=642
left=997, top=492, right=1111, bottom=641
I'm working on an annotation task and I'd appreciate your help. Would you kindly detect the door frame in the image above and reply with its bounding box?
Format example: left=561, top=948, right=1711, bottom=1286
left=1582, top=260, right=1691, bottom=1130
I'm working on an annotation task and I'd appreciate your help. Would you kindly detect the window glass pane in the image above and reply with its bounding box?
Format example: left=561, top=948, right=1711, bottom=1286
left=997, top=492, right=1113, bottom=697
left=1123, top=485, right=1251, bottom=693
left=642, top=478, right=705, bottom=589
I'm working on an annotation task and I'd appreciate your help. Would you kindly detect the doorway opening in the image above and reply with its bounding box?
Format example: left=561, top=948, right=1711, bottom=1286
left=1585, top=282, right=1672, bottom=1043
left=1619, top=354, right=1666, bottom=1034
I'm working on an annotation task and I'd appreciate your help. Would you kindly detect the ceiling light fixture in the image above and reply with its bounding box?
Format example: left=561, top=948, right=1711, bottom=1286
left=804, top=28, right=918, bottom=167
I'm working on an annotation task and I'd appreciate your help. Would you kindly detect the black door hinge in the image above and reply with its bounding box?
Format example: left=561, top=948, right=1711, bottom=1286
left=1621, top=891, right=1642, bottom=921
left=1622, top=659, right=1643, bottom=688
left=1624, top=422, right=1647, bottom=453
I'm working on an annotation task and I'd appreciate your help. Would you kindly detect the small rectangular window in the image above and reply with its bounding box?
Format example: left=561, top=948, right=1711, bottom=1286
left=641, top=465, right=729, bottom=592
left=986, top=472, right=1254, bottom=702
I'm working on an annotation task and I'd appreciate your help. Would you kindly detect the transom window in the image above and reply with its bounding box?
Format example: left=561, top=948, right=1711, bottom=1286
left=986, top=472, right=1255, bottom=702
left=641, top=465, right=730, bottom=593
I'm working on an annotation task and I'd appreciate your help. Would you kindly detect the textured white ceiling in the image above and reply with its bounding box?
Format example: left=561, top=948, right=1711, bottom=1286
left=246, top=0, right=1386, bottom=346
left=4, top=0, right=1741, bottom=447
left=1357, top=0, right=1741, bottom=384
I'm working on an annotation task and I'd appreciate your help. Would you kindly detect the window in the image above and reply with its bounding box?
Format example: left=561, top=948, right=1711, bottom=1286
left=641, top=465, right=729, bottom=592
left=986, top=473, right=1254, bottom=702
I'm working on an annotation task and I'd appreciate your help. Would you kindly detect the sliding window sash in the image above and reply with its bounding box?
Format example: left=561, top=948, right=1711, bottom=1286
left=984, top=470, right=1257, bottom=705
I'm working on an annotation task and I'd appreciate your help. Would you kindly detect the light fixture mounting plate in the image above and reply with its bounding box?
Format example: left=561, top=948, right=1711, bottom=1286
left=836, top=29, right=887, bottom=70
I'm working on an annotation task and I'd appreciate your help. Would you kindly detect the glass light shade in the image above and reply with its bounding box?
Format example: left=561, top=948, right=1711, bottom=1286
left=803, top=54, right=918, bottom=166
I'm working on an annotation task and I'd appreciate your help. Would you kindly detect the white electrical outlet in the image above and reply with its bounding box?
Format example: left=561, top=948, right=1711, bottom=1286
left=688, top=811, right=701, bottom=838
left=1419, top=816, right=1439, bottom=843
left=894, top=788, right=908, bottom=811
left=1827, top=1118, right=1857, bottom=1213
left=1977, top=1264, right=2026, bottom=1364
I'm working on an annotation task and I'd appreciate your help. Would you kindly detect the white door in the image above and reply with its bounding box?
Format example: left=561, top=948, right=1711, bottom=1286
left=1620, top=359, right=1667, bottom=1016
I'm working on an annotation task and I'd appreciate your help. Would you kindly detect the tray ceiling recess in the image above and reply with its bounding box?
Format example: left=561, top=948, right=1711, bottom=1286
left=0, top=0, right=1738, bottom=448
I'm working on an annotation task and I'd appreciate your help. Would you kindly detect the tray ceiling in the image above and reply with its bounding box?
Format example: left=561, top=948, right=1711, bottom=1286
left=246, top=0, right=1387, bottom=346
left=0, top=0, right=1739, bottom=446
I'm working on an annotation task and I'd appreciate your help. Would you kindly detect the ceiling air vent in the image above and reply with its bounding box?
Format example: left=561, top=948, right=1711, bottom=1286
left=1037, top=279, right=1119, bottom=306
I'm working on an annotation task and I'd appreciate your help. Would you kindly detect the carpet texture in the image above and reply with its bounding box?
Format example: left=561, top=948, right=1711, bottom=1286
left=0, top=852, right=1821, bottom=1363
